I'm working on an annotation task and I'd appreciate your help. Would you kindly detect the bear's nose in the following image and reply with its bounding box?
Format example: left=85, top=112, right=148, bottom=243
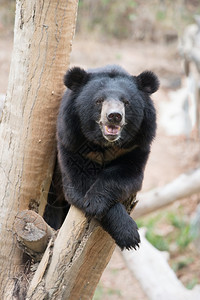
left=107, top=112, right=122, bottom=123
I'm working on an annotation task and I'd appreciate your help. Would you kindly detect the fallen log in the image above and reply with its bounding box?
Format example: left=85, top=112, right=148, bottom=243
left=122, top=228, right=200, bottom=300
left=134, top=168, right=200, bottom=218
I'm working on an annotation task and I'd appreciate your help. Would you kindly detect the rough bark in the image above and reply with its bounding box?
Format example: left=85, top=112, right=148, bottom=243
left=0, top=0, right=78, bottom=298
left=134, top=168, right=200, bottom=219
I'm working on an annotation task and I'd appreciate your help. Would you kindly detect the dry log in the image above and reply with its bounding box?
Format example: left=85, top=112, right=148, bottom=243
left=122, top=229, right=200, bottom=300
left=134, top=168, right=200, bottom=218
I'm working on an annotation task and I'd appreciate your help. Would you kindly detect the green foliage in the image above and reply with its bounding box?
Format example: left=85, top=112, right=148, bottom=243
left=107, top=288, right=121, bottom=296
left=156, top=10, right=167, bottom=21
left=167, top=211, right=185, bottom=229
left=93, top=283, right=121, bottom=300
left=101, top=0, right=110, bottom=5
left=137, top=208, right=198, bottom=289
left=138, top=213, right=170, bottom=251
left=77, top=0, right=138, bottom=39
left=186, top=278, right=199, bottom=290
left=137, top=212, right=162, bottom=229
left=177, top=224, right=194, bottom=249
left=167, top=211, right=195, bottom=249
left=172, top=257, right=193, bottom=272
left=77, top=0, right=200, bottom=40
left=138, top=209, right=196, bottom=251
left=111, top=268, right=120, bottom=275
left=93, top=284, right=104, bottom=300
left=146, top=230, right=169, bottom=251
left=0, top=0, right=15, bottom=35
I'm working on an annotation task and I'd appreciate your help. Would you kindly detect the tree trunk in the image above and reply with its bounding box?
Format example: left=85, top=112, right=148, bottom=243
left=0, top=0, right=78, bottom=298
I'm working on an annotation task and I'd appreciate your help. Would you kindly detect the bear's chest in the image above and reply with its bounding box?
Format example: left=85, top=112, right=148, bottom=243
left=84, top=145, right=138, bottom=165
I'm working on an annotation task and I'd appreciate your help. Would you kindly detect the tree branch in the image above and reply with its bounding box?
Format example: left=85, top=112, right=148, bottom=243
left=134, top=168, right=200, bottom=218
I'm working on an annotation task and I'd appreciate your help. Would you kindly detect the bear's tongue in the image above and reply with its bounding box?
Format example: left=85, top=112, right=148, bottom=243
left=105, top=125, right=120, bottom=135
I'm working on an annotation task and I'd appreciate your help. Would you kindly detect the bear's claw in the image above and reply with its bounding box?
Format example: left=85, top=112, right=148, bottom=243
left=116, top=227, right=140, bottom=250
left=100, top=202, right=141, bottom=250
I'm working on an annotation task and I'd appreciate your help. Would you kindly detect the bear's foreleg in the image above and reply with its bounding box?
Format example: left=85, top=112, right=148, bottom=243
left=100, top=202, right=140, bottom=250
left=83, top=170, right=143, bottom=218
left=83, top=148, right=149, bottom=218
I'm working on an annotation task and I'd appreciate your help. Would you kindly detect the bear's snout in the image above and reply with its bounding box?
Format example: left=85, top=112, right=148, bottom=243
left=98, top=98, right=125, bottom=142
left=99, top=99, right=125, bottom=126
left=107, top=112, right=122, bottom=124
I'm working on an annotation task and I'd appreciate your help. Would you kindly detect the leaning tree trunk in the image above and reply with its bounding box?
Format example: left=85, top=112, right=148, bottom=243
left=0, top=0, right=78, bottom=298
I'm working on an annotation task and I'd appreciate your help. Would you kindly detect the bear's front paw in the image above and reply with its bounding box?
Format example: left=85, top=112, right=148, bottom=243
left=100, top=203, right=140, bottom=250
left=116, top=217, right=140, bottom=250
left=83, top=194, right=109, bottom=218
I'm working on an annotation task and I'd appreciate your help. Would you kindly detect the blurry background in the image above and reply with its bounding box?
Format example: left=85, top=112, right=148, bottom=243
left=0, top=1, right=200, bottom=299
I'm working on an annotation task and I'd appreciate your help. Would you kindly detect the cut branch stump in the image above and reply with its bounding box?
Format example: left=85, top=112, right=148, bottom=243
left=14, top=210, right=54, bottom=261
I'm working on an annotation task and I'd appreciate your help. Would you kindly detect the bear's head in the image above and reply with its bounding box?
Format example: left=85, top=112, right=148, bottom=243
left=64, top=65, right=159, bottom=148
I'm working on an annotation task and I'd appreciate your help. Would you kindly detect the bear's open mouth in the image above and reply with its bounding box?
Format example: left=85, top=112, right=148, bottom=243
left=104, top=125, right=121, bottom=136
left=98, top=121, right=123, bottom=142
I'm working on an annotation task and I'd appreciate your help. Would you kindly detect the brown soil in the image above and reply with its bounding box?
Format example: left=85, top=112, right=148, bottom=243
left=1, top=34, right=200, bottom=299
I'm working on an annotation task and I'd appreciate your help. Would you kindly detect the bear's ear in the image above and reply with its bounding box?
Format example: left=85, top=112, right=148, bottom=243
left=134, top=71, right=159, bottom=94
left=64, top=67, right=89, bottom=90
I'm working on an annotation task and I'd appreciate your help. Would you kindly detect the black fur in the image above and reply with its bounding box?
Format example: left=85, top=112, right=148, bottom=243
left=48, top=65, right=159, bottom=250
left=64, top=67, right=89, bottom=91
left=135, top=71, right=159, bottom=94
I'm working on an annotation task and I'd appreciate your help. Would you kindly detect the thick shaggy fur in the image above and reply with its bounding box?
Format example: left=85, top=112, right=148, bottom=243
left=52, top=65, right=159, bottom=250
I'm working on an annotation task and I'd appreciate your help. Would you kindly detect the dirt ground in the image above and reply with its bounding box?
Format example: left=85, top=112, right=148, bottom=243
left=0, top=35, right=200, bottom=299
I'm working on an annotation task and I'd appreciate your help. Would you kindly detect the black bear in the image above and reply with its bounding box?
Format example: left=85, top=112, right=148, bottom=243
left=51, top=65, right=159, bottom=250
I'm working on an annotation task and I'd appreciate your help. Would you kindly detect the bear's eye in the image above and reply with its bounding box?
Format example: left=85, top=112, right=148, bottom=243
left=121, top=98, right=130, bottom=106
left=96, top=98, right=104, bottom=105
